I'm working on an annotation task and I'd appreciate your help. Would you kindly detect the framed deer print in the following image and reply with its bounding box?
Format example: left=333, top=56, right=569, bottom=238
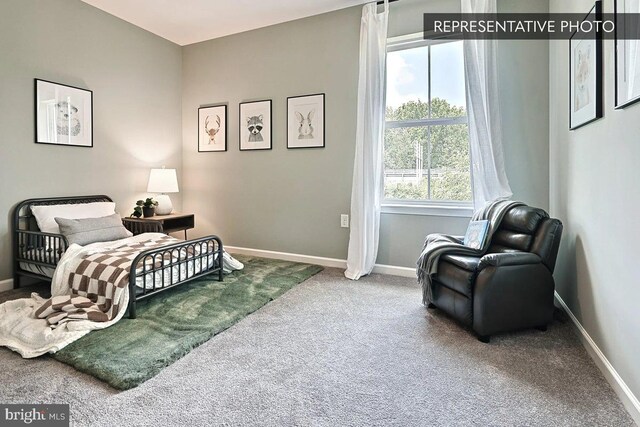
left=239, top=100, right=272, bottom=151
left=287, top=93, right=325, bottom=149
left=198, top=104, right=227, bottom=152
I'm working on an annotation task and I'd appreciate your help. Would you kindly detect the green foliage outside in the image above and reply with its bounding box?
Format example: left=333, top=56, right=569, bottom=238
left=384, top=98, right=472, bottom=202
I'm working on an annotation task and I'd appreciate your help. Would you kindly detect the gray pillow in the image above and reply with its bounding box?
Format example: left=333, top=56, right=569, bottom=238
left=55, top=213, right=132, bottom=246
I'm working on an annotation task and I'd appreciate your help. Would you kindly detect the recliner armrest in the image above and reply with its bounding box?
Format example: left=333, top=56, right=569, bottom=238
left=478, top=252, right=542, bottom=270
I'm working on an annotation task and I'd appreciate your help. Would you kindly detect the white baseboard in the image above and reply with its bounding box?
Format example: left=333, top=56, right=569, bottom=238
left=555, top=291, right=640, bottom=425
left=224, top=246, right=416, bottom=278
left=0, top=278, right=14, bottom=293
left=225, top=246, right=347, bottom=268
left=371, top=263, right=416, bottom=278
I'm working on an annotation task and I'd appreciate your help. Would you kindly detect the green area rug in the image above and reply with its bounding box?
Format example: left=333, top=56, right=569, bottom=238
left=52, top=255, right=323, bottom=390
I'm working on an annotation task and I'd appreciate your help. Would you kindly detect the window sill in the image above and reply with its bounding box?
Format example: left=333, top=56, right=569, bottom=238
left=381, top=203, right=473, bottom=218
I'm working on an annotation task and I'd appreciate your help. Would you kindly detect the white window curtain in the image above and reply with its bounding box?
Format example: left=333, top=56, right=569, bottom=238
left=462, top=0, right=512, bottom=209
left=345, top=0, right=389, bottom=280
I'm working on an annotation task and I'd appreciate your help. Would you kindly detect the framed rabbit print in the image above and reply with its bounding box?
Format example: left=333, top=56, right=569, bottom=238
left=198, top=104, right=227, bottom=152
left=287, top=93, right=325, bottom=149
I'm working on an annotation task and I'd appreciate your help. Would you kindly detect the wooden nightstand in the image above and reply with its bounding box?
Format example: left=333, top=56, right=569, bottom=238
left=123, top=213, right=195, bottom=239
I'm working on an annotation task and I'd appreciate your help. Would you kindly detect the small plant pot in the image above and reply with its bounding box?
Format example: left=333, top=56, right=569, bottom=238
left=142, top=207, right=155, bottom=218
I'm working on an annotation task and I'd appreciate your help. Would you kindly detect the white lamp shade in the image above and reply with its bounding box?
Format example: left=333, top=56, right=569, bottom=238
left=147, top=168, right=179, bottom=193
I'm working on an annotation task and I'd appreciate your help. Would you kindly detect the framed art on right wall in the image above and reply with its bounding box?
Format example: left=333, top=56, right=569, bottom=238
left=615, top=0, right=640, bottom=109
left=287, top=93, right=325, bottom=149
left=569, top=1, right=603, bottom=130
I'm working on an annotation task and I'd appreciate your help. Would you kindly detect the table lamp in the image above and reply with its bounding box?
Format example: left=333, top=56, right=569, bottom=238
left=147, top=167, right=179, bottom=215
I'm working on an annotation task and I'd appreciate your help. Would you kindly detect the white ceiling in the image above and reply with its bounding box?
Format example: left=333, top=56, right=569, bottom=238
left=81, top=0, right=368, bottom=46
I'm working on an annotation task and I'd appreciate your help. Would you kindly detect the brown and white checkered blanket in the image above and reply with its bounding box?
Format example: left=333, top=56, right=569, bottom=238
left=35, top=235, right=178, bottom=328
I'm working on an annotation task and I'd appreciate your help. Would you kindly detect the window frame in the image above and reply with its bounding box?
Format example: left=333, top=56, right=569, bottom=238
left=382, top=32, right=473, bottom=217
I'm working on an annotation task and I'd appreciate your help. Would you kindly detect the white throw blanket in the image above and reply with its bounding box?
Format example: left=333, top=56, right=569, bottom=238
left=0, top=238, right=131, bottom=358
left=0, top=233, right=242, bottom=358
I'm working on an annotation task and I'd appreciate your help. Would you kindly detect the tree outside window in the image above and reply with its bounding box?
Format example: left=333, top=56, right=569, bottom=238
left=384, top=39, right=471, bottom=204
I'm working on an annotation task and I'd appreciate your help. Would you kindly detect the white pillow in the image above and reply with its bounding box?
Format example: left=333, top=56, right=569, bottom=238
left=31, top=202, right=117, bottom=234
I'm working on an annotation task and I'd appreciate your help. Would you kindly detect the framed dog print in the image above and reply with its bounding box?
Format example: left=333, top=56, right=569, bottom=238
left=239, top=100, right=272, bottom=151
left=615, top=0, right=640, bottom=109
left=198, top=105, right=227, bottom=152
left=35, top=79, right=93, bottom=147
left=287, top=93, right=325, bottom=149
left=569, top=2, right=603, bottom=130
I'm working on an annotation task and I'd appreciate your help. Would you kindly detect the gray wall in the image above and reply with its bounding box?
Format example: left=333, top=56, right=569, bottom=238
left=497, top=0, right=550, bottom=211
left=181, top=7, right=360, bottom=261
left=0, top=0, right=183, bottom=280
left=182, top=0, right=549, bottom=268
left=549, top=0, right=640, bottom=402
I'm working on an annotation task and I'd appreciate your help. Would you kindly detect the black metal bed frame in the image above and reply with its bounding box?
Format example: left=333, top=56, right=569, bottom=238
left=13, top=195, right=223, bottom=319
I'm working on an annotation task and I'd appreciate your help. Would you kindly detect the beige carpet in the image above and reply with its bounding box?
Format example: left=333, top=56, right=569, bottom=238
left=0, top=269, right=635, bottom=426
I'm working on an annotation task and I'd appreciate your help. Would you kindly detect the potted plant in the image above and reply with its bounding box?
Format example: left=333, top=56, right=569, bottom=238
left=131, top=198, right=158, bottom=218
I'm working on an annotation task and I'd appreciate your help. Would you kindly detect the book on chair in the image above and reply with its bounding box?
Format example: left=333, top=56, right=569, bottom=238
left=464, top=220, right=489, bottom=250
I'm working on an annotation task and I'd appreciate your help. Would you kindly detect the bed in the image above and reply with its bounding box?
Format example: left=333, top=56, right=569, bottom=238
left=12, top=195, right=223, bottom=319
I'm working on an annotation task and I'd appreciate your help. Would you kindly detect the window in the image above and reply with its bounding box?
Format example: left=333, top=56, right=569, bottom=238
left=383, top=35, right=472, bottom=214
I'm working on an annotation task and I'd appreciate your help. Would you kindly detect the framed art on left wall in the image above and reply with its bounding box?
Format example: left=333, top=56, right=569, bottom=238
left=35, top=79, right=93, bottom=147
left=199, top=105, right=227, bottom=152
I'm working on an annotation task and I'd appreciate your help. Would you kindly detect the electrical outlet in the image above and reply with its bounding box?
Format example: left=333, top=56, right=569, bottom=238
left=340, top=214, right=349, bottom=228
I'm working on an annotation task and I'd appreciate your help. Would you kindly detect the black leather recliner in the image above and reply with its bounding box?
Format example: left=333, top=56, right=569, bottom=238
left=427, top=205, right=563, bottom=342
